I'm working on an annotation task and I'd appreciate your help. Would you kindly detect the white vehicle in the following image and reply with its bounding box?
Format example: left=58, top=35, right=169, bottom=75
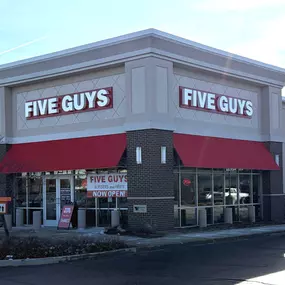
left=203, top=188, right=249, bottom=204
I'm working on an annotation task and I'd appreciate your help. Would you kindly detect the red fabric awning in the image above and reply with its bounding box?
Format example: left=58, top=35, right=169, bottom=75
left=173, top=133, right=279, bottom=170
left=0, top=134, right=126, bottom=173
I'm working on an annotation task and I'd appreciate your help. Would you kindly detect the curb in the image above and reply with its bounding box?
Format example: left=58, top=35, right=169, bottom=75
left=1, top=229, right=285, bottom=267
left=0, top=247, right=137, bottom=268
left=131, top=229, right=285, bottom=252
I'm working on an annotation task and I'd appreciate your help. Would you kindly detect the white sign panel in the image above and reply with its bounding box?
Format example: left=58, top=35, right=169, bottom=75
left=179, top=87, right=253, bottom=118
left=133, top=205, right=147, bottom=213
left=0, top=203, right=7, bottom=214
left=87, top=173, right=127, bottom=198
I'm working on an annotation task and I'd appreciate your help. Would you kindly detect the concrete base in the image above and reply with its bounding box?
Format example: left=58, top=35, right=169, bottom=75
left=4, top=214, right=12, bottom=231
left=248, top=205, right=256, bottom=223
left=199, top=208, right=207, bottom=228
left=224, top=208, right=233, bottom=224
left=16, top=209, right=24, bottom=227
left=111, top=210, right=120, bottom=227
left=78, top=209, right=86, bottom=230
left=33, top=211, right=41, bottom=230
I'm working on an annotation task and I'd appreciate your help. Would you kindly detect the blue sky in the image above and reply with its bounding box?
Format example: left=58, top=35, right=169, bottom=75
left=1, top=0, right=285, bottom=70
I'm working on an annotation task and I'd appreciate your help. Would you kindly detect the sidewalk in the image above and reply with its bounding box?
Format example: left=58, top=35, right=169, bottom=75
left=2, top=224, right=285, bottom=248
left=117, top=224, right=285, bottom=248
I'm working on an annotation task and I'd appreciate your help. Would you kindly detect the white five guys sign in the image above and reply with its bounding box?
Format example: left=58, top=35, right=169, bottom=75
left=87, top=173, right=128, bottom=198
left=179, top=87, right=253, bottom=117
left=25, top=87, right=113, bottom=119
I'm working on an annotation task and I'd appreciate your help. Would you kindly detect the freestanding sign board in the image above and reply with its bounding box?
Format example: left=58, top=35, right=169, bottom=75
left=0, top=203, right=7, bottom=214
left=0, top=197, right=11, bottom=237
left=57, top=205, right=74, bottom=230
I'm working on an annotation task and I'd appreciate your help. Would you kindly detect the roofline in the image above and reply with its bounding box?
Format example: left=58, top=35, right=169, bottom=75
left=1, top=28, right=285, bottom=74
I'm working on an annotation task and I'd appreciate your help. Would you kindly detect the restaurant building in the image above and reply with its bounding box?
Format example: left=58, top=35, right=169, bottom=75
left=0, top=29, right=285, bottom=231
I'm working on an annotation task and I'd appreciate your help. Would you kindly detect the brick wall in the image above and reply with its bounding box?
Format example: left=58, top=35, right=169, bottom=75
left=127, top=129, right=174, bottom=231
left=0, top=144, right=14, bottom=214
left=263, top=141, right=284, bottom=222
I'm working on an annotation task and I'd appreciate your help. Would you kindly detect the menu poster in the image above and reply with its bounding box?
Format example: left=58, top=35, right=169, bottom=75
left=57, top=205, right=74, bottom=230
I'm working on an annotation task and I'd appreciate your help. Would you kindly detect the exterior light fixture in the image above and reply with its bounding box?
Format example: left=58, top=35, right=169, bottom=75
left=161, top=146, right=166, bottom=164
left=275, top=154, right=280, bottom=166
left=136, top=147, right=142, bottom=164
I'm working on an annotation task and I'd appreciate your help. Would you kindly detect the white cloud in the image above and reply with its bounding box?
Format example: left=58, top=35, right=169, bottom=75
left=0, top=36, right=48, bottom=56
left=227, top=15, right=285, bottom=67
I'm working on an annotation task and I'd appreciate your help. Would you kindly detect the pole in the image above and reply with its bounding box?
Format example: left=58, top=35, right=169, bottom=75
left=1, top=214, right=9, bottom=238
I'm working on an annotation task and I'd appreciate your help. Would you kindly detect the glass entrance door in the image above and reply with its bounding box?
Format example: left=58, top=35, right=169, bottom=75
left=43, top=176, right=74, bottom=226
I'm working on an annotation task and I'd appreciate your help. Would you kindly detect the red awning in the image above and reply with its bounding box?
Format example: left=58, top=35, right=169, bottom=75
left=173, top=133, right=279, bottom=170
left=0, top=134, right=126, bottom=173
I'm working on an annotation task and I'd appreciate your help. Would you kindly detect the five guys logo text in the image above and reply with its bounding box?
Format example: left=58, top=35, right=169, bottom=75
left=179, top=87, right=253, bottom=118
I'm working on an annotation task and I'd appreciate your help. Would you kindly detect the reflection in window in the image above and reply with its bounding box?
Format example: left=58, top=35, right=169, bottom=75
left=15, top=174, right=43, bottom=225
left=174, top=168, right=262, bottom=227
left=213, top=175, right=224, bottom=205
left=118, top=197, right=128, bottom=209
left=214, top=207, right=224, bottom=223
left=198, top=174, right=212, bottom=206
left=15, top=177, right=27, bottom=207
left=75, top=170, right=89, bottom=207
left=181, top=174, right=196, bottom=206
left=253, top=175, right=260, bottom=204
left=239, top=174, right=251, bottom=204
left=225, top=173, right=237, bottom=205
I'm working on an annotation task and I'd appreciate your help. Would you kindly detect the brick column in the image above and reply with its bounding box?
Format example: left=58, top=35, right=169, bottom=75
left=263, top=141, right=284, bottom=222
left=127, top=129, right=174, bottom=231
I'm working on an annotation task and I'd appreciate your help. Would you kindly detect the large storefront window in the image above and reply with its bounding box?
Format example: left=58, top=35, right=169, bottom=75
left=174, top=168, right=262, bottom=227
left=15, top=169, right=128, bottom=227
left=15, top=173, right=43, bottom=224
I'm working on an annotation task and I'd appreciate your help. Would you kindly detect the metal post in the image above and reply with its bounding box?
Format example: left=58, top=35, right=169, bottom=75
left=1, top=215, right=9, bottom=238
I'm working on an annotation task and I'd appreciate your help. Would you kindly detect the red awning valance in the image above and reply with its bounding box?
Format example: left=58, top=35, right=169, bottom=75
left=173, top=133, right=279, bottom=170
left=0, top=134, right=126, bottom=173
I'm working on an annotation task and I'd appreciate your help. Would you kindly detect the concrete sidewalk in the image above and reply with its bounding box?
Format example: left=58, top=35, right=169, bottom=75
left=116, top=224, right=285, bottom=248
left=1, top=224, right=285, bottom=249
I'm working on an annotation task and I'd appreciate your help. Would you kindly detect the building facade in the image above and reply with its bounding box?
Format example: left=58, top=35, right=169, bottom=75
left=0, top=29, right=285, bottom=231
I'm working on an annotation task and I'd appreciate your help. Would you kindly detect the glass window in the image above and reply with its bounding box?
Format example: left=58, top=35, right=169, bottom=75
left=239, top=206, right=249, bottom=222
left=15, top=177, right=27, bottom=207
left=239, top=174, right=251, bottom=204
left=225, top=173, right=237, bottom=205
left=181, top=208, right=197, bottom=226
left=174, top=172, right=179, bottom=207
left=75, top=171, right=89, bottom=208
left=86, top=209, right=96, bottom=227
left=181, top=174, right=196, bottom=206
left=118, top=197, right=128, bottom=209
left=213, top=168, right=224, bottom=173
left=46, top=179, right=56, bottom=220
left=206, top=207, right=213, bottom=225
left=28, top=177, right=43, bottom=207
left=253, top=175, right=260, bottom=204
left=197, top=168, right=212, bottom=173
left=213, top=174, right=224, bottom=205
left=198, top=174, right=212, bottom=206
left=98, top=198, right=116, bottom=208
left=214, top=207, right=224, bottom=223
left=238, top=169, right=252, bottom=174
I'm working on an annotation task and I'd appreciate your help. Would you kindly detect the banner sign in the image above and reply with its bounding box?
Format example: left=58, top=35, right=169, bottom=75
left=58, top=205, right=74, bottom=229
left=87, top=173, right=127, bottom=198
